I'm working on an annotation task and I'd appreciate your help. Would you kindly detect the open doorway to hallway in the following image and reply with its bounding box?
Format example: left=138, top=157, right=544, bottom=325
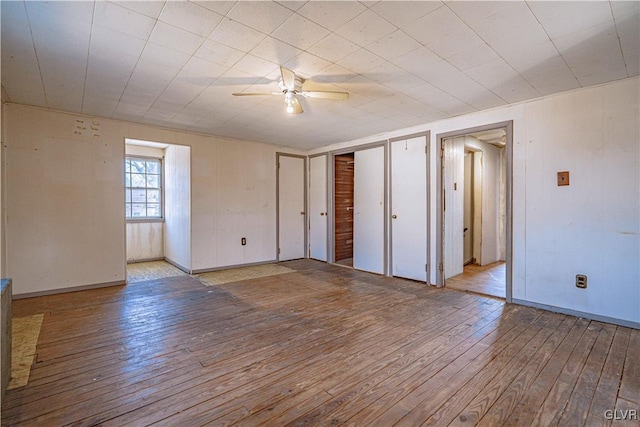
left=439, top=125, right=510, bottom=299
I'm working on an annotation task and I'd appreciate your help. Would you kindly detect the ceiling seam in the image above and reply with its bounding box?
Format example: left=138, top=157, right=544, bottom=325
left=608, top=1, right=629, bottom=77
left=443, top=3, right=540, bottom=104
left=169, top=1, right=373, bottom=125
left=22, top=1, right=49, bottom=108
left=361, top=3, right=475, bottom=115
left=80, top=1, right=96, bottom=114
left=144, top=6, right=242, bottom=123
left=112, top=1, right=174, bottom=120
left=524, top=1, right=582, bottom=88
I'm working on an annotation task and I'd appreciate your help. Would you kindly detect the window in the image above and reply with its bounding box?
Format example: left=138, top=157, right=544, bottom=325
left=125, top=157, right=162, bottom=219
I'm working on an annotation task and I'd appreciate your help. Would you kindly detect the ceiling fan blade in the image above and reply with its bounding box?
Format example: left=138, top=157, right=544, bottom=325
left=291, top=96, right=303, bottom=114
left=232, top=92, right=282, bottom=96
left=280, top=67, right=296, bottom=91
left=300, top=90, right=349, bottom=100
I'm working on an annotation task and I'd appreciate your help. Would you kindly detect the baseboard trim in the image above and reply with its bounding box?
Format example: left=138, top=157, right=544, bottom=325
left=127, top=257, right=164, bottom=264
left=191, top=259, right=279, bottom=275
left=13, top=280, right=126, bottom=300
left=163, top=258, right=191, bottom=274
left=511, top=298, right=639, bottom=329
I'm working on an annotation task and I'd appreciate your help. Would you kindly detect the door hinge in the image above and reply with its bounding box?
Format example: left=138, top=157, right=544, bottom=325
left=425, top=263, right=428, bottom=272
left=425, top=145, right=428, bottom=154
left=438, top=262, right=444, bottom=272
left=278, top=248, right=281, bottom=254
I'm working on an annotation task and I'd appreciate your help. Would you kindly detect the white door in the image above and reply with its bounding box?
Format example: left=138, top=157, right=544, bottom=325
left=354, top=146, right=385, bottom=274
left=391, top=136, right=427, bottom=281
left=278, top=155, right=305, bottom=261
left=443, top=137, right=465, bottom=279
left=309, top=155, right=328, bottom=261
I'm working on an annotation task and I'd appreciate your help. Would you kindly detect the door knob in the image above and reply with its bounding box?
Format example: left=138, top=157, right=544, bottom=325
left=392, top=214, right=397, bottom=219
left=300, top=212, right=305, bottom=215
left=320, top=212, right=325, bottom=216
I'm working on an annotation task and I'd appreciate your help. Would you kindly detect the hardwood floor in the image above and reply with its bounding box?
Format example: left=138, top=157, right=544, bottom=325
left=3, top=260, right=638, bottom=426
left=446, top=262, right=506, bottom=299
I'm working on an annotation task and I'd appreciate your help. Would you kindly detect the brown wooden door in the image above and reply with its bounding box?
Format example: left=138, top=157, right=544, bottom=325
left=334, top=154, right=354, bottom=262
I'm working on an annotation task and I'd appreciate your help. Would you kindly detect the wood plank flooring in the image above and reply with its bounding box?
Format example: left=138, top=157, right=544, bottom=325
left=2, top=260, right=638, bottom=426
left=446, top=262, right=506, bottom=299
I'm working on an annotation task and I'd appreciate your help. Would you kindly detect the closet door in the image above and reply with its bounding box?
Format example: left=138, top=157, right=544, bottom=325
left=278, top=155, right=305, bottom=261
left=309, top=155, right=327, bottom=261
left=353, top=146, right=385, bottom=274
left=391, top=136, right=427, bottom=281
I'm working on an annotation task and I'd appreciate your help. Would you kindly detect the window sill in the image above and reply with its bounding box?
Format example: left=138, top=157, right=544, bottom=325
left=126, top=218, right=165, bottom=224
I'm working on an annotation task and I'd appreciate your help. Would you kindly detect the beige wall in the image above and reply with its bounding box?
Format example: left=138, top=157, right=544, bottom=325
left=312, top=77, right=640, bottom=326
left=4, top=104, right=303, bottom=295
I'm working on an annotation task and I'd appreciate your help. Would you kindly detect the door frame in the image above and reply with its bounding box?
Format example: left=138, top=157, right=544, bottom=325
left=276, top=152, right=307, bottom=261
left=436, top=121, right=513, bottom=302
left=328, top=141, right=387, bottom=271
left=308, top=152, right=329, bottom=261
left=462, top=146, right=479, bottom=266
left=388, top=131, right=430, bottom=282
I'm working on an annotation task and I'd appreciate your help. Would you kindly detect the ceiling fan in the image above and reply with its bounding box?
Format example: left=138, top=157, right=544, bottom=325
left=232, top=67, right=349, bottom=115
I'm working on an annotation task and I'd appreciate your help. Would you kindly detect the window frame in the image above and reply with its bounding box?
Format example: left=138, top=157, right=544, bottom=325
left=125, top=155, right=164, bottom=222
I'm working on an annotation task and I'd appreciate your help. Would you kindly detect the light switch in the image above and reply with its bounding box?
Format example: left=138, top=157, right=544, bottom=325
left=557, top=171, right=569, bottom=186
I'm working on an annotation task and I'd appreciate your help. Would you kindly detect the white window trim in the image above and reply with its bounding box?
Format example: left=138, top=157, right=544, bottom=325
left=125, top=156, right=164, bottom=221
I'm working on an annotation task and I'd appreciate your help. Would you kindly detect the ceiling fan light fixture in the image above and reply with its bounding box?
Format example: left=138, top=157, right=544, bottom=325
left=284, top=91, right=296, bottom=114
left=284, top=91, right=294, bottom=104
left=233, top=67, right=348, bottom=116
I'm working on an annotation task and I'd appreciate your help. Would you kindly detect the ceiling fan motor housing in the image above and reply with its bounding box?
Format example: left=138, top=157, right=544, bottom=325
left=279, top=76, right=304, bottom=93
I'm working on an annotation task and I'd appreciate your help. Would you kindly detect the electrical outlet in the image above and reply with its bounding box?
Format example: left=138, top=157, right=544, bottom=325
left=576, top=274, right=587, bottom=289
left=241, top=237, right=246, bottom=246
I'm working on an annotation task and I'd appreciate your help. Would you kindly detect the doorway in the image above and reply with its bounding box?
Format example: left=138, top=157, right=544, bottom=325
left=124, top=138, right=191, bottom=276
left=437, top=123, right=512, bottom=300
left=334, top=153, right=354, bottom=267
left=331, top=144, right=385, bottom=274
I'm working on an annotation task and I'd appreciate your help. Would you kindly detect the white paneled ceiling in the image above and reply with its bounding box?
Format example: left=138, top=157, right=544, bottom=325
left=2, top=1, right=638, bottom=149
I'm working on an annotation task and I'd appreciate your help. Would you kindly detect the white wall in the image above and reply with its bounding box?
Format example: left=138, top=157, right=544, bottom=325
left=164, top=144, right=190, bottom=270
left=4, top=104, right=302, bottom=295
left=186, top=133, right=281, bottom=271
left=5, top=106, right=125, bottom=295
left=126, top=145, right=164, bottom=158
left=126, top=222, right=163, bottom=262
left=311, top=77, right=640, bottom=327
